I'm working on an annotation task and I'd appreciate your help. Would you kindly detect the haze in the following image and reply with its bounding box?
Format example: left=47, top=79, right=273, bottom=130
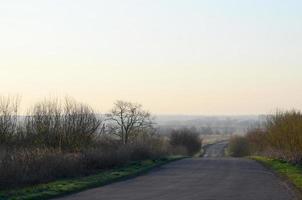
left=1, top=0, right=302, bottom=114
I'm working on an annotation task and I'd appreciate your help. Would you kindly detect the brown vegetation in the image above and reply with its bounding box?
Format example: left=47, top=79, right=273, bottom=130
left=170, top=128, right=202, bottom=156
left=105, top=100, right=154, bottom=144
left=0, top=97, right=190, bottom=190
left=228, top=110, right=302, bottom=164
left=227, top=136, right=250, bottom=157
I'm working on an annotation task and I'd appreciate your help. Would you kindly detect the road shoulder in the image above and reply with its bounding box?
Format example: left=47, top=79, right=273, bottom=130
left=251, top=156, right=302, bottom=200
left=0, top=157, right=185, bottom=200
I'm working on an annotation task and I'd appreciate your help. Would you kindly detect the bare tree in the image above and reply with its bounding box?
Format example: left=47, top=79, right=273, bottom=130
left=105, top=100, right=154, bottom=144
left=62, top=98, right=101, bottom=150
left=25, top=97, right=101, bottom=150
left=0, top=96, right=20, bottom=145
left=25, top=99, right=62, bottom=148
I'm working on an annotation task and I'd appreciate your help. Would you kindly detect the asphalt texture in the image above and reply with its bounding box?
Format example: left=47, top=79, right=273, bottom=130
left=55, top=142, right=298, bottom=200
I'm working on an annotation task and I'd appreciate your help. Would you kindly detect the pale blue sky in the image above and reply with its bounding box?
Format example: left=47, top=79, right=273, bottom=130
left=0, top=0, right=301, bottom=114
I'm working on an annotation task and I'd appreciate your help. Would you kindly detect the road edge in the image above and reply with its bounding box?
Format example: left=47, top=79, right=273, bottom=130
left=0, top=156, right=186, bottom=200
left=250, top=156, right=302, bottom=200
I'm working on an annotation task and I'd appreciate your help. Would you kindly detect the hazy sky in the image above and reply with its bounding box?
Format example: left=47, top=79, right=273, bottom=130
left=1, top=0, right=302, bottom=115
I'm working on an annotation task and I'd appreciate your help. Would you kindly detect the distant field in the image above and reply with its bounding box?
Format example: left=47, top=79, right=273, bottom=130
left=202, top=134, right=232, bottom=145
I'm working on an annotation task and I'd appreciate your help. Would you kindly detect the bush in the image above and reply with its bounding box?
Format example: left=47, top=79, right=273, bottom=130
left=0, top=96, right=174, bottom=190
left=231, top=110, right=302, bottom=164
left=0, top=96, right=19, bottom=146
left=0, top=148, right=82, bottom=188
left=227, top=136, right=250, bottom=157
left=170, top=128, right=202, bottom=156
left=0, top=136, right=171, bottom=189
left=245, top=128, right=268, bottom=155
left=24, top=98, right=101, bottom=151
left=265, top=110, right=302, bottom=163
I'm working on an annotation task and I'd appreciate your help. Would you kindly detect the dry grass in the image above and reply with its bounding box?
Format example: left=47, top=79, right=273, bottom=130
left=0, top=136, right=172, bottom=190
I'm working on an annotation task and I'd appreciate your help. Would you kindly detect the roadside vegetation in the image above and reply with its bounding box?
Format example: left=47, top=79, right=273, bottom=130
left=170, top=128, right=202, bottom=156
left=227, top=110, right=302, bottom=163
left=227, top=136, right=250, bottom=157
left=0, top=157, right=182, bottom=200
left=250, top=156, right=302, bottom=192
left=227, top=109, right=302, bottom=192
left=0, top=96, right=201, bottom=198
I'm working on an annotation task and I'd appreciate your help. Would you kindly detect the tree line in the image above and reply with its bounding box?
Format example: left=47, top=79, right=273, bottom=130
left=0, top=96, right=155, bottom=151
left=0, top=95, right=201, bottom=189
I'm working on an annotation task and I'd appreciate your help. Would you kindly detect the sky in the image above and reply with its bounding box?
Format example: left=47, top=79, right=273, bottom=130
left=0, top=0, right=302, bottom=115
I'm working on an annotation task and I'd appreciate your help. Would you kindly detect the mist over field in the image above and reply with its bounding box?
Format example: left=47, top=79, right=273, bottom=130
left=155, top=115, right=263, bottom=135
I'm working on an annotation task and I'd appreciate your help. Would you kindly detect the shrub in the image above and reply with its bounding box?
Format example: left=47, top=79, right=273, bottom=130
left=24, top=98, right=101, bottom=151
left=227, top=136, right=250, bottom=157
left=0, top=96, right=173, bottom=190
left=231, top=110, right=302, bottom=163
left=264, top=110, right=302, bottom=163
left=170, top=128, right=202, bottom=156
left=0, top=96, right=19, bottom=146
left=0, top=136, right=171, bottom=189
left=245, top=128, right=268, bottom=155
left=0, top=148, right=82, bottom=189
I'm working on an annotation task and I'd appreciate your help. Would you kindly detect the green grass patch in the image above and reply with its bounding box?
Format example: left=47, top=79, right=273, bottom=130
left=0, top=156, right=184, bottom=200
left=251, top=156, right=302, bottom=191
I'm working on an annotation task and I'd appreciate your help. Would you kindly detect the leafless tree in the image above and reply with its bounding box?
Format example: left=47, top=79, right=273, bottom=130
left=25, top=99, right=62, bottom=148
left=25, top=97, right=101, bottom=150
left=105, top=100, right=154, bottom=144
left=0, top=96, right=20, bottom=145
left=62, top=98, right=101, bottom=150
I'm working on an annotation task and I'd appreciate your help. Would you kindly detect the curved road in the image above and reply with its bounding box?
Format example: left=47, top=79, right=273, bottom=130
left=55, top=142, right=298, bottom=200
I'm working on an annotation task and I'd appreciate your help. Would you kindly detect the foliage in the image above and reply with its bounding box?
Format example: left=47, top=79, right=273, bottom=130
left=227, top=136, right=250, bottom=157
left=170, top=128, right=202, bottom=156
left=265, top=110, right=302, bottom=163
left=231, top=110, right=302, bottom=164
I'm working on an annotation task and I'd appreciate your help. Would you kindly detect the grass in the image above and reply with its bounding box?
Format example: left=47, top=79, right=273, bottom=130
left=0, top=156, right=184, bottom=200
left=251, top=156, right=302, bottom=192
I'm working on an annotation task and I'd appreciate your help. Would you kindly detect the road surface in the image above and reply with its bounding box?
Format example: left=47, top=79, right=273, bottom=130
left=55, top=142, right=298, bottom=200
left=203, top=141, right=228, bottom=157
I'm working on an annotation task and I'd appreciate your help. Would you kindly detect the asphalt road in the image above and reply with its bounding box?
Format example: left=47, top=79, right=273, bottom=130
left=203, top=141, right=228, bottom=158
left=55, top=142, right=298, bottom=200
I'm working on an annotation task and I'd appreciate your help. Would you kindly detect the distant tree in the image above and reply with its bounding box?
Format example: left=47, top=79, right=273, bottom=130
left=105, top=101, right=154, bottom=144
